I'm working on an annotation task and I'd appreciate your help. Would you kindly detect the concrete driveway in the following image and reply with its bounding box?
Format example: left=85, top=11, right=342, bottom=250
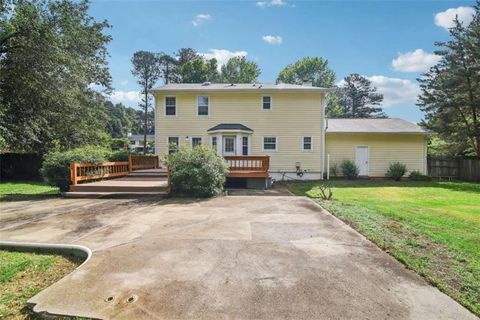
left=0, top=196, right=475, bottom=319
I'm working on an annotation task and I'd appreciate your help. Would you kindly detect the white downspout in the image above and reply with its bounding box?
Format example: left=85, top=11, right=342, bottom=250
left=321, top=93, right=327, bottom=179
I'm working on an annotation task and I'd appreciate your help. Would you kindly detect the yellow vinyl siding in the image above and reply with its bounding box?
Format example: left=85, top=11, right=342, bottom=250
left=326, top=133, right=427, bottom=176
left=155, top=92, right=324, bottom=173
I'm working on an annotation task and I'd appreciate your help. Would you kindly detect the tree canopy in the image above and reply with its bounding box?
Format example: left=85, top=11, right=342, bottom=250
left=0, top=0, right=112, bottom=153
left=418, top=2, right=480, bottom=156
left=276, top=57, right=335, bottom=87
left=220, top=56, right=261, bottom=83
left=330, top=74, right=386, bottom=118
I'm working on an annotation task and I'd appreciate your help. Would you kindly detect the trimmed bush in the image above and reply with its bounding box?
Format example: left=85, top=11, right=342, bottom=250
left=164, top=145, right=229, bottom=197
left=41, top=146, right=110, bottom=191
left=109, top=150, right=129, bottom=162
left=340, top=160, right=359, bottom=179
left=409, top=170, right=431, bottom=181
left=386, top=162, right=407, bottom=181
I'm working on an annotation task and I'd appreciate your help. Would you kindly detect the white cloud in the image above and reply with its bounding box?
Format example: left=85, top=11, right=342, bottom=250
left=110, top=91, right=141, bottom=104
left=201, top=49, right=248, bottom=70
left=392, top=49, right=441, bottom=72
left=192, top=14, right=211, bottom=27
left=120, top=80, right=128, bottom=85
left=366, top=75, right=420, bottom=107
left=256, top=0, right=292, bottom=8
left=434, top=6, right=475, bottom=30
left=262, top=35, right=283, bottom=45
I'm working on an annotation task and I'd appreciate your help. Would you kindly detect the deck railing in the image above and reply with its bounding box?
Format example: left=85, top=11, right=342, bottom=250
left=70, top=154, right=160, bottom=187
left=224, top=156, right=270, bottom=172
left=70, top=162, right=130, bottom=186
left=129, top=154, right=159, bottom=170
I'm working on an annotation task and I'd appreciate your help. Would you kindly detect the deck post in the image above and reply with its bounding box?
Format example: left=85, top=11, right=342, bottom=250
left=128, top=154, right=132, bottom=172
left=70, top=163, right=78, bottom=186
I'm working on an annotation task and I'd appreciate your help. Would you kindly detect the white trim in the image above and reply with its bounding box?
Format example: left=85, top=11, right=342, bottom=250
left=191, top=136, right=203, bottom=148
left=164, top=96, right=177, bottom=117
left=262, top=136, right=278, bottom=152
left=355, top=145, right=370, bottom=176
left=261, top=95, right=272, bottom=111
left=302, top=136, right=313, bottom=152
left=196, top=95, right=210, bottom=117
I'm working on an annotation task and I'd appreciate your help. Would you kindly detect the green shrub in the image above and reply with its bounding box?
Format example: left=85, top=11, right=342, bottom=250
left=111, top=138, right=129, bottom=150
left=386, top=162, right=407, bottom=181
left=340, top=160, right=359, bottom=179
left=41, top=146, right=110, bottom=191
left=409, top=170, right=431, bottom=181
left=109, top=150, right=129, bottom=162
left=164, top=145, right=229, bottom=197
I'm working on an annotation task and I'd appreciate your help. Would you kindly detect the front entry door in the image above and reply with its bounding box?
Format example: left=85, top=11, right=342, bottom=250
left=223, top=136, right=236, bottom=156
left=355, top=146, right=369, bottom=176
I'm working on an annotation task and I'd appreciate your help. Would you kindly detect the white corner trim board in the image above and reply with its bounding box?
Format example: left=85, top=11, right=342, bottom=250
left=0, top=240, right=92, bottom=269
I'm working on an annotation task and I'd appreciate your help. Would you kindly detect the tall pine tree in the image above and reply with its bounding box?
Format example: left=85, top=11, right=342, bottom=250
left=418, top=2, right=480, bottom=156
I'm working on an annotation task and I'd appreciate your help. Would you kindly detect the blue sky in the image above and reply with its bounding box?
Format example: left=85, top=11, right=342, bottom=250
left=89, top=0, right=476, bottom=123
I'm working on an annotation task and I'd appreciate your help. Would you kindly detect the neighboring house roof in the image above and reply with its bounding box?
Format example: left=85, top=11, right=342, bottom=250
left=128, top=134, right=155, bottom=141
left=326, top=118, right=428, bottom=134
left=150, top=82, right=331, bottom=93
left=207, top=123, right=254, bottom=132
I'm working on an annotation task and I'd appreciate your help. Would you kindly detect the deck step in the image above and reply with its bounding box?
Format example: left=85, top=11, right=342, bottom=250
left=64, top=191, right=167, bottom=199
left=70, top=185, right=168, bottom=193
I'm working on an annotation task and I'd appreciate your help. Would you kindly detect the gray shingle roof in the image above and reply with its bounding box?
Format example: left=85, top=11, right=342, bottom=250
left=151, top=83, right=330, bottom=93
left=128, top=134, right=155, bottom=141
left=207, top=123, right=253, bottom=132
left=326, top=118, right=427, bottom=134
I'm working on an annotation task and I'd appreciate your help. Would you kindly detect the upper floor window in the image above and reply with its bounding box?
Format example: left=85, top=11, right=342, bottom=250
left=263, top=136, right=277, bottom=151
left=165, top=97, right=176, bottom=116
left=168, top=136, right=179, bottom=154
left=303, top=136, right=312, bottom=151
left=192, top=137, right=202, bottom=148
left=262, top=96, right=271, bottom=110
left=197, top=96, right=209, bottom=116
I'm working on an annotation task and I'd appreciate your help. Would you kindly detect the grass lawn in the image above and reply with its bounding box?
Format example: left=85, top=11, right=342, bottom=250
left=0, top=181, right=59, bottom=201
left=0, top=250, right=81, bottom=319
left=287, top=179, right=480, bottom=316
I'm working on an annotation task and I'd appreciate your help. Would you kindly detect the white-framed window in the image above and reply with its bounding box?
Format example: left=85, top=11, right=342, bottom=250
left=303, top=136, right=312, bottom=151
left=242, top=136, right=249, bottom=156
left=263, top=136, right=277, bottom=151
left=197, top=96, right=209, bottom=116
left=211, top=136, right=217, bottom=151
left=262, top=96, right=272, bottom=110
left=191, top=137, right=202, bottom=148
left=165, top=96, right=176, bottom=116
left=167, top=136, right=179, bottom=154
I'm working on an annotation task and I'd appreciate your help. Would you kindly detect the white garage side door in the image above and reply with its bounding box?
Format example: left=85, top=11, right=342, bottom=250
left=355, top=146, right=369, bottom=176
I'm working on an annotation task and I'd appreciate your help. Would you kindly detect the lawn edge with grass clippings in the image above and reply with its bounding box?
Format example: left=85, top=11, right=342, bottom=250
left=287, top=180, right=480, bottom=317
left=0, top=250, right=81, bottom=319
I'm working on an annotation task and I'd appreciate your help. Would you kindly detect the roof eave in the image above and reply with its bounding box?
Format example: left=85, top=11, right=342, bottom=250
left=326, top=131, right=429, bottom=135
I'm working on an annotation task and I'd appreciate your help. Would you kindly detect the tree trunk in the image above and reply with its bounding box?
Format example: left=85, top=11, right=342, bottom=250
left=143, top=81, right=148, bottom=155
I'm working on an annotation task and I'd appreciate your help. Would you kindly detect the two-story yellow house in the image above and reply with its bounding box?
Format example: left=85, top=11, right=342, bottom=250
left=151, top=82, right=427, bottom=187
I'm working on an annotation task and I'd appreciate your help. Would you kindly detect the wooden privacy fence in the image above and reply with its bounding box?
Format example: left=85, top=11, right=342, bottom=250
left=70, top=154, right=160, bottom=186
left=129, top=154, right=159, bottom=170
left=428, top=157, right=480, bottom=182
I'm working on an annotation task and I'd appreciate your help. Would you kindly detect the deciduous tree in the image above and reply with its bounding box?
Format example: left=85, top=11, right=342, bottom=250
left=276, top=57, right=335, bottom=87
left=220, top=56, right=261, bottom=83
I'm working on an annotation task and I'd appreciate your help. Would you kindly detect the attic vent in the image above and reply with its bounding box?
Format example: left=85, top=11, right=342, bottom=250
left=202, top=82, right=211, bottom=86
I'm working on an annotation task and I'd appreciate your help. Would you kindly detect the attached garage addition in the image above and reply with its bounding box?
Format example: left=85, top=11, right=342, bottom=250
left=326, top=118, right=428, bottom=177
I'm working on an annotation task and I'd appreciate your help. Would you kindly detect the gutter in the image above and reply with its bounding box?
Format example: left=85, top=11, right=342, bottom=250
left=0, top=241, right=92, bottom=269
